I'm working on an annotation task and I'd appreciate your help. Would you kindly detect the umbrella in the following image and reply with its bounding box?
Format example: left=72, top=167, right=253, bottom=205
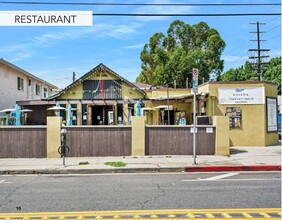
left=55, top=102, right=61, bottom=117
left=20, top=109, right=33, bottom=113
left=67, top=104, right=72, bottom=126
left=136, top=100, right=141, bottom=116
left=0, top=108, right=15, bottom=113
left=47, top=102, right=65, bottom=116
left=15, top=104, right=21, bottom=126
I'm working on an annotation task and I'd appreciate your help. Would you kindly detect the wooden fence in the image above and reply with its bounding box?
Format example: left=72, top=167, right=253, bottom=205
left=145, top=126, right=216, bottom=155
left=0, top=125, right=215, bottom=158
left=0, top=126, right=47, bottom=158
left=66, top=126, right=132, bottom=157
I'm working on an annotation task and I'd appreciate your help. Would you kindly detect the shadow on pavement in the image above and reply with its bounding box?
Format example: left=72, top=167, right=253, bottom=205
left=230, top=148, right=248, bottom=155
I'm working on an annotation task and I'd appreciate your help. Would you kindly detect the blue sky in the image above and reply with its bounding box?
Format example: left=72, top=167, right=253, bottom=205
left=0, top=0, right=281, bottom=88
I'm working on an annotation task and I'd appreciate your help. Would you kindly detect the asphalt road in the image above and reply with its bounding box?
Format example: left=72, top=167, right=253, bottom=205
left=0, top=172, right=280, bottom=213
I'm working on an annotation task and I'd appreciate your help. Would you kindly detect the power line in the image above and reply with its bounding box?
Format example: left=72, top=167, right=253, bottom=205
left=264, top=16, right=280, bottom=24
left=267, top=34, right=281, bottom=40
left=264, top=24, right=281, bottom=32
left=249, top=22, right=270, bottom=81
left=0, top=1, right=280, bottom=6
left=90, top=13, right=281, bottom=17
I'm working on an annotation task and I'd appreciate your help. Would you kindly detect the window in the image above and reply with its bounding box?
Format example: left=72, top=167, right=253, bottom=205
left=36, top=84, right=41, bottom=95
left=28, top=79, right=31, bottom=86
left=17, top=77, right=24, bottom=91
left=44, top=88, right=48, bottom=98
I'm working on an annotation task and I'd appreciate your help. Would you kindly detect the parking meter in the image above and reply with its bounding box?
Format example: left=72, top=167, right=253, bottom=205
left=58, top=128, right=70, bottom=166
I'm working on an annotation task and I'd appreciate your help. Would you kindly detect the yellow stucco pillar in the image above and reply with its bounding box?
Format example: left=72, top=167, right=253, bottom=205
left=131, top=116, right=146, bottom=156
left=213, top=116, right=230, bottom=156
left=87, top=105, right=92, bottom=125
left=47, top=116, right=62, bottom=158
left=123, top=103, right=128, bottom=125
left=76, top=103, right=82, bottom=125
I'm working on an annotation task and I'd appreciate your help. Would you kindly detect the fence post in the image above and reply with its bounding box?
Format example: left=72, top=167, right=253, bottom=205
left=47, top=116, right=62, bottom=158
left=131, top=116, right=146, bottom=156
left=213, top=116, right=230, bottom=156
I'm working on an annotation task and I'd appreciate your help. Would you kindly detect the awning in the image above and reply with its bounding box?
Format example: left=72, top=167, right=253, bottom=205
left=154, top=105, right=173, bottom=110
left=150, top=94, right=190, bottom=100
left=141, top=107, right=154, bottom=111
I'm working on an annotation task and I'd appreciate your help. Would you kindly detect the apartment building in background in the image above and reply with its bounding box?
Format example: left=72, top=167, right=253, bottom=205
left=0, top=58, right=57, bottom=111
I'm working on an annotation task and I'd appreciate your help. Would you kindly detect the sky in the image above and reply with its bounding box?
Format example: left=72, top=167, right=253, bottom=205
left=0, top=0, right=281, bottom=89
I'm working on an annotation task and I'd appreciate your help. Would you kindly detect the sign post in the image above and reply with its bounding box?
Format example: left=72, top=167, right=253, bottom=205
left=192, top=68, right=198, bottom=165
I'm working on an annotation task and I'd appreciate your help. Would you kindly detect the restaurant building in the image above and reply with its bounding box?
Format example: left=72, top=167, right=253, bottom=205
left=17, top=63, right=279, bottom=147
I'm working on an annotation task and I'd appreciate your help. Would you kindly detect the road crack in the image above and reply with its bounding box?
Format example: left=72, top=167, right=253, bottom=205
left=141, top=182, right=166, bottom=209
left=0, top=183, right=26, bottom=210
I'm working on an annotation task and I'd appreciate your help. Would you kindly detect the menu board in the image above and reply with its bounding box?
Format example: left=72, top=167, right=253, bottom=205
left=266, top=97, right=278, bottom=132
left=226, top=107, right=242, bottom=128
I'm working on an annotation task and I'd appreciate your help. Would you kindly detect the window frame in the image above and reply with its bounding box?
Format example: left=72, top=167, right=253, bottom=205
left=35, top=84, right=41, bottom=96
left=17, top=77, right=24, bottom=91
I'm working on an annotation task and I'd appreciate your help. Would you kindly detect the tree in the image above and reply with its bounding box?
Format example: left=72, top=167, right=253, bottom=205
left=263, top=57, right=281, bottom=94
left=220, top=57, right=281, bottom=94
left=136, top=20, right=226, bottom=87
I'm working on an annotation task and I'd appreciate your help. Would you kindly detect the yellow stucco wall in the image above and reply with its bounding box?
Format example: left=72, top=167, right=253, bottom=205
left=122, top=82, right=144, bottom=99
left=213, top=116, right=230, bottom=155
left=47, top=117, right=61, bottom=158
left=60, top=84, right=83, bottom=99
left=200, top=82, right=278, bottom=146
left=58, top=71, right=144, bottom=100
left=264, top=83, right=279, bottom=145
left=131, top=116, right=146, bottom=156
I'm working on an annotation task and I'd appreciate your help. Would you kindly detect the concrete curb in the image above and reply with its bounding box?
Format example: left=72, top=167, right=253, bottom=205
left=0, top=165, right=281, bottom=175
left=0, top=167, right=186, bottom=175
left=185, top=165, right=282, bottom=172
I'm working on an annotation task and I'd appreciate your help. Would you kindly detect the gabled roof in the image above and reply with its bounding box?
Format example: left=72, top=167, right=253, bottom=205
left=48, top=63, right=146, bottom=99
left=133, top=82, right=153, bottom=90
left=0, top=58, right=57, bottom=89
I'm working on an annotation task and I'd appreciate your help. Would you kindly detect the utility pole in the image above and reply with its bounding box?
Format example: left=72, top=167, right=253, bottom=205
left=249, top=22, right=269, bottom=81
left=72, top=72, right=76, bottom=82
left=167, top=85, right=170, bottom=125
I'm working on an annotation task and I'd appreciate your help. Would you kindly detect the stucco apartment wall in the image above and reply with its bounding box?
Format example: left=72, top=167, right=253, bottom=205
left=0, top=61, right=55, bottom=111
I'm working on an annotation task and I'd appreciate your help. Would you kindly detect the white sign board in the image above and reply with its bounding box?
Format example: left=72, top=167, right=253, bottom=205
left=218, top=87, right=265, bottom=104
left=0, top=11, right=93, bottom=26
left=267, top=97, right=278, bottom=132
left=192, top=68, right=198, bottom=94
left=206, top=128, right=213, bottom=133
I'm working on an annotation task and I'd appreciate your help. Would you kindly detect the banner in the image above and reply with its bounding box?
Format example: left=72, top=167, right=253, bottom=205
left=218, top=87, right=265, bottom=104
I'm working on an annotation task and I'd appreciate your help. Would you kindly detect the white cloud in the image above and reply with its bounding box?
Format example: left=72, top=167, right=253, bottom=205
left=269, top=50, right=282, bottom=58
left=10, top=52, right=34, bottom=62
left=0, top=22, right=142, bottom=62
left=0, top=44, right=28, bottom=53
left=122, top=43, right=145, bottom=49
left=222, top=55, right=248, bottom=63
left=134, top=0, right=194, bottom=21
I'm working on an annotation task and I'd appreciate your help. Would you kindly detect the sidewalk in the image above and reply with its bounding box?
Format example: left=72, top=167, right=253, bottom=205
left=0, top=145, right=281, bottom=175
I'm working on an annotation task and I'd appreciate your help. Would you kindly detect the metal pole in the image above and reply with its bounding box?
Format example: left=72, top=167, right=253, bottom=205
left=167, top=85, right=170, bottom=125
left=63, top=155, right=65, bottom=167
left=193, top=93, right=197, bottom=165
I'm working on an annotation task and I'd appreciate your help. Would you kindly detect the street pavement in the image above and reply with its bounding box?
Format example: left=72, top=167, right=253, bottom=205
left=0, top=144, right=281, bottom=175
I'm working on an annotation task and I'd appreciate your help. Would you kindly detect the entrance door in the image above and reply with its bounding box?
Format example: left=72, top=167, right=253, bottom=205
left=92, top=106, right=103, bottom=125
left=92, top=105, right=114, bottom=125
left=108, top=111, right=114, bottom=125
left=160, top=110, right=175, bottom=125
